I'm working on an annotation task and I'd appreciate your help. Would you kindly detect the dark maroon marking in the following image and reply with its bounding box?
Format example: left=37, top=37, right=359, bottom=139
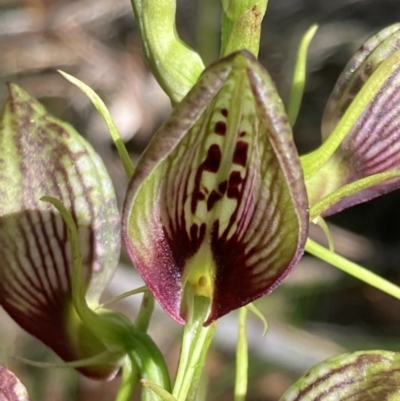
left=215, top=121, right=226, bottom=135
left=232, top=141, right=248, bottom=167
left=203, top=144, right=222, bottom=172
left=221, top=109, right=228, bottom=117
left=190, top=223, right=198, bottom=240
left=239, top=131, right=246, bottom=137
left=207, top=190, right=223, bottom=211
left=218, top=180, right=228, bottom=194
left=227, top=171, right=242, bottom=199
left=191, top=144, right=222, bottom=213
left=189, top=222, right=206, bottom=244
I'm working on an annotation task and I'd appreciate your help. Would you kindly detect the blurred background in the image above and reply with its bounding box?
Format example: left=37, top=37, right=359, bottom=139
left=2, top=0, right=400, bottom=400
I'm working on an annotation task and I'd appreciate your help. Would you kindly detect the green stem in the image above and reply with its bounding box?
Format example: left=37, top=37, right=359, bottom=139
left=196, top=0, right=220, bottom=65
left=142, top=380, right=178, bottom=401
left=100, top=286, right=147, bottom=308
left=305, top=238, right=400, bottom=300
left=135, top=291, right=155, bottom=332
left=221, top=0, right=268, bottom=57
left=234, top=308, right=248, bottom=401
left=115, top=356, right=139, bottom=401
left=172, top=293, right=216, bottom=401
left=128, top=330, right=172, bottom=401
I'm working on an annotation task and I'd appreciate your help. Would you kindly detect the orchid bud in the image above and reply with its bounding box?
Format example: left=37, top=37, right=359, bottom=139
left=123, top=50, right=309, bottom=325
left=0, top=83, right=172, bottom=399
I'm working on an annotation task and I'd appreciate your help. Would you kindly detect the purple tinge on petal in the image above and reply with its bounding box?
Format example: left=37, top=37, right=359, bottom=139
left=0, top=365, right=31, bottom=401
left=123, top=50, right=308, bottom=325
left=309, top=25, right=400, bottom=216
left=311, top=63, right=400, bottom=216
left=322, top=23, right=400, bottom=139
left=0, top=84, right=120, bottom=379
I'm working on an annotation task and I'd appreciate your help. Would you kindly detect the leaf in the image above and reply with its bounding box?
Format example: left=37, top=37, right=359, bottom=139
left=303, top=26, right=400, bottom=216
left=0, top=84, right=120, bottom=379
left=279, top=350, right=400, bottom=401
left=123, top=50, right=308, bottom=324
left=0, top=366, right=30, bottom=401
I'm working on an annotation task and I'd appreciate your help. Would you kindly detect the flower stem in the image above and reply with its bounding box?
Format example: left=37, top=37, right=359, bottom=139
left=115, top=356, right=139, bottom=401
left=172, top=292, right=216, bottom=401
left=135, top=291, right=155, bottom=332
left=305, top=238, right=400, bottom=299
left=234, top=307, right=248, bottom=401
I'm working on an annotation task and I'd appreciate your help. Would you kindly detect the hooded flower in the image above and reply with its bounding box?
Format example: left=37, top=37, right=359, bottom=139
left=123, top=24, right=400, bottom=326
left=304, top=23, right=400, bottom=219
left=0, top=83, right=123, bottom=379
left=123, top=50, right=309, bottom=325
left=0, top=80, right=172, bottom=400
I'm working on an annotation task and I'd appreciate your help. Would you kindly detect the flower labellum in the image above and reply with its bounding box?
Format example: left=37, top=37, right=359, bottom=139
left=0, top=83, right=121, bottom=379
left=123, top=50, right=309, bottom=325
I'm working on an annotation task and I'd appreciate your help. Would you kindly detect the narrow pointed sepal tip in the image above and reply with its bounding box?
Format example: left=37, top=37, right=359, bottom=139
left=123, top=50, right=308, bottom=324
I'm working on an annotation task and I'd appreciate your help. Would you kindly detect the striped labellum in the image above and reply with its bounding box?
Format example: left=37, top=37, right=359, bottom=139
left=123, top=50, right=308, bottom=324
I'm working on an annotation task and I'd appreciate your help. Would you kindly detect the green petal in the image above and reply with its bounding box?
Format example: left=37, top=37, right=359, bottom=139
left=280, top=351, right=400, bottom=401
left=123, top=50, right=308, bottom=324
left=0, top=84, right=120, bottom=378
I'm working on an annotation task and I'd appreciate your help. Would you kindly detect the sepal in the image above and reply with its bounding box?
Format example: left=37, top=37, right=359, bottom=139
left=303, top=25, right=400, bottom=216
left=130, top=0, right=204, bottom=103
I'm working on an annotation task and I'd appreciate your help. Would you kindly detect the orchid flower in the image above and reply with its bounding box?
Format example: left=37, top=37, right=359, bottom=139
left=0, top=83, right=170, bottom=400
left=279, top=350, right=400, bottom=401
left=304, top=23, right=400, bottom=219
left=122, top=21, right=400, bottom=328
left=122, top=50, right=309, bottom=325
